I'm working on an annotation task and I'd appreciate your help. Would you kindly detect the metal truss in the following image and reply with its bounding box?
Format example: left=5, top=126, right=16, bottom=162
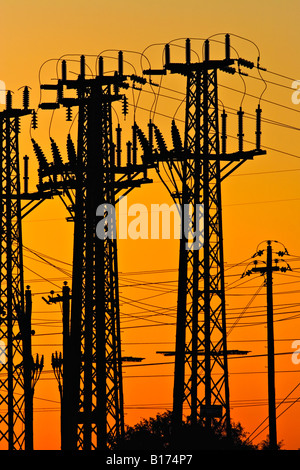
left=139, top=35, right=266, bottom=436
left=0, top=91, right=44, bottom=450
left=36, top=55, right=153, bottom=450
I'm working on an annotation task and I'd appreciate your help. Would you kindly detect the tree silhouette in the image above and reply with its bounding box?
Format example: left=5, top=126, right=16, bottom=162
left=259, top=435, right=284, bottom=450
left=116, top=411, right=259, bottom=451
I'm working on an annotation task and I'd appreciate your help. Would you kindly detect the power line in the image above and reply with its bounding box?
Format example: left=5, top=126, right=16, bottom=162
left=246, top=381, right=300, bottom=444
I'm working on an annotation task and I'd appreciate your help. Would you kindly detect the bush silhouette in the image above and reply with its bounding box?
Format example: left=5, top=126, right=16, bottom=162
left=116, top=411, right=259, bottom=451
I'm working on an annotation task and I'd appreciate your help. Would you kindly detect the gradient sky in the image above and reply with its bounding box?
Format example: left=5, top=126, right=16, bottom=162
left=2, top=0, right=300, bottom=451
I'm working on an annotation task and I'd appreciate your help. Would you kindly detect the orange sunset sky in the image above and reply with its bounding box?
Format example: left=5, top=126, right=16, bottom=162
left=2, top=0, right=300, bottom=451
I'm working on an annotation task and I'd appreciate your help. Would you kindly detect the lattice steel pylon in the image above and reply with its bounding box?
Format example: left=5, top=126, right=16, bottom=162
left=35, top=53, right=153, bottom=450
left=138, top=34, right=266, bottom=437
left=0, top=89, right=44, bottom=450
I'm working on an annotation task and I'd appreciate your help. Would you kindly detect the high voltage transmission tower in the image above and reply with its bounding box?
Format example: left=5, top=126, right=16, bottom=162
left=33, top=53, right=153, bottom=450
left=135, top=34, right=266, bottom=437
left=0, top=89, right=44, bottom=450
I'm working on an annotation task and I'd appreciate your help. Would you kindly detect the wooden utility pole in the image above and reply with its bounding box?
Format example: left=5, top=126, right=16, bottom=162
left=266, top=241, right=277, bottom=450
left=245, top=240, right=291, bottom=450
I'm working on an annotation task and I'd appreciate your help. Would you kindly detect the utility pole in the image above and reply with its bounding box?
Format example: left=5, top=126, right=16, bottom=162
left=243, top=240, right=291, bottom=450
left=45, top=282, right=70, bottom=451
left=266, top=242, right=277, bottom=450
left=136, top=34, right=266, bottom=438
